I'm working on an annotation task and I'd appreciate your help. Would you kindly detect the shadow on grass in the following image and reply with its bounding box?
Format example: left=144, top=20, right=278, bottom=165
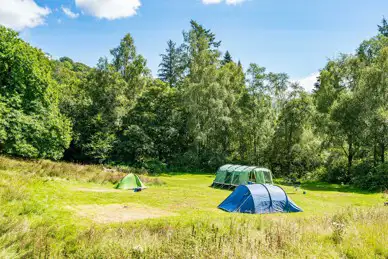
left=153, top=171, right=215, bottom=177
left=277, top=180, right=376, bottom=194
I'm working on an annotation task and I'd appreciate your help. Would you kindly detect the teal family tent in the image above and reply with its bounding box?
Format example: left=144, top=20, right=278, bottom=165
left=115, top=173, right=146, bottom=190
left=212, top=164, right=273, bottom=188
left=218, top=184, right=303, bottom=214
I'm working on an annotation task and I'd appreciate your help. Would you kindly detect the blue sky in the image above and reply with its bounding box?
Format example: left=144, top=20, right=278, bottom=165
left=1, top=0, right=387, bottom=90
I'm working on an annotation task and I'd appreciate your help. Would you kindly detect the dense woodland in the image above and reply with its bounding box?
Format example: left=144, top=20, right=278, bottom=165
left=0, top=19, right=387, bottom=190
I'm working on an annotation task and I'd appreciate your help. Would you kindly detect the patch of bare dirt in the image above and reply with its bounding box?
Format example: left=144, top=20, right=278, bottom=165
left=69, top=204, right=177, bottom=223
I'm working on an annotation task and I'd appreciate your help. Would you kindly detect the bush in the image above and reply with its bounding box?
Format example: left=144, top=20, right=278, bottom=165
left=325, top=156, right=349, bottom=183
left=303, top=166, right=327, bottom=182
left=141, top=159, right=167, bottom=174
left=352, top=162, right=388, bottom=191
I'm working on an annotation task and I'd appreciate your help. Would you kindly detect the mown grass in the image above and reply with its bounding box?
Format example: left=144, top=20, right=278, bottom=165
left=0, top=156, right=387, bottom=258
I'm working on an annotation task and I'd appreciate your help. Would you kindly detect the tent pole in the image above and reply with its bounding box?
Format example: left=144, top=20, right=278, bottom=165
left=235, top=192, right=252, bottom=213
left=277, top=185, right=290, bottom=212
left=260, top=184, right=273, bottom=211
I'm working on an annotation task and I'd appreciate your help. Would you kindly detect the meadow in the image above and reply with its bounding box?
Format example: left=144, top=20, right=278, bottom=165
left=0, top=156, right=387, bottom=258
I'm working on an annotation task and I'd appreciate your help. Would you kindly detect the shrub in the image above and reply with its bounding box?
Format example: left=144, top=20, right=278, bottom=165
left=352, top=162, right=388, bottom=191
left=141, top=159, right=167, bottom=174
left=303, top=166, right=327, bottom=182
left=325, top=156, right=349, bottom=183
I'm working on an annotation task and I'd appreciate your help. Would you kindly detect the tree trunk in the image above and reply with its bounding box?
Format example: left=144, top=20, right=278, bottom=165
left=239, top=128, right=246, bottom=161
left=381, top=142, right=385, bottom=164
left=286, top=121, right=293, bottom=176
left=347, top=152, right=353, bottom=178
left=253, top=131, right=257, bottom=164
left=222, top=126, right=228, bottom=155
left=374, top=142, right=378, bottom=167
left=347, top=136, right=354, bottom=179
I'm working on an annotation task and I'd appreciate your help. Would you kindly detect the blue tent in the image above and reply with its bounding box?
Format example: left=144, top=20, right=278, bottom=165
left=218, top=184, right=303, bottom=214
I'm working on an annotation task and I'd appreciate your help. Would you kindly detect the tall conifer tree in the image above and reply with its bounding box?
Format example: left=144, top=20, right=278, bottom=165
left=221, top=51, right=233, bottom=65
left=158, top=40, right=182, bottom=87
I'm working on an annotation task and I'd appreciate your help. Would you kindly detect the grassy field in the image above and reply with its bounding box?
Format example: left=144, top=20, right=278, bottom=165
left=0, top=156, right=387, bottom=258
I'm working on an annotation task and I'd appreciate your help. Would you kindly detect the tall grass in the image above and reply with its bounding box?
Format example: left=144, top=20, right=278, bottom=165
left=82, top=208, right=386, bottom=258
left=0, top=156, right=129, bottom=184
left=1, top=206, right=386, bottom=258
left=0, top=156, right=387, bottom=258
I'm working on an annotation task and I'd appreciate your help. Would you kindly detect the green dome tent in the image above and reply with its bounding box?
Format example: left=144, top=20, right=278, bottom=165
left=212, top=164, right=273, bottom=188
left=115, top=173, right=146, bottom=190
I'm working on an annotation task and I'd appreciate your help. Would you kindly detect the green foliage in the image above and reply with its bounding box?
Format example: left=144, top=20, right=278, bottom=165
left=1, top=20, right=387, bottom=190
left=0, top=26, right=71, bottom=159
left=325, top=153, right=349, bottom=183
left=270, top=88, right=316, bottom=177
left=117, top=80, right=184, bottom=164
left=186, top=20, right=221, bottom=50
left=315, top=32, right=388, bottom=186
left=352, top=162, right=388, bottom=191
left=221, top=50, right=233, bottom=65
left=378, top=17, right=388, bottom=36
left=71, top=58, right=127, bottom=163
left=158, top=40, right=184, bottom=87
left=110, top=33, right=150, bottom=87
left=140, top=159, right=168, bottom=174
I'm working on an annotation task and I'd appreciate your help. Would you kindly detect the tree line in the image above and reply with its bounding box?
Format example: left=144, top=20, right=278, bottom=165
left=0, top=19, right=387, bottom=190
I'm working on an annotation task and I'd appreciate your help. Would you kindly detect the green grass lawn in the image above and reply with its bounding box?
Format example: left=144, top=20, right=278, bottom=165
left=0, top=156, right=387, bottom=258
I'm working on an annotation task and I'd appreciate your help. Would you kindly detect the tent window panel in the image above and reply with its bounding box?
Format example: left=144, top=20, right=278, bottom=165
left=241, top=172, right=249, bottom=184
left=224, top=171, right=233, bottom=184
left=239, top=173, right=248, bottom=185
left=231, top=172, right=236, bottom=184
left=233, top=172, right=244, bottom=185
left=255, top=171, right=265, bottom=184
left=215, top=171, right=226, bottom=183
left=249, top=171, right=256, bottom=182
left=263, top=171, right=273, bottom=184
left=230, top=172, right=235, bottom=184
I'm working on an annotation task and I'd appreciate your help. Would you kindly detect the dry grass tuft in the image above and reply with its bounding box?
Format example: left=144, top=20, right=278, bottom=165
left=0, top=156, right=127, bottom=184
left=139, top=175, right=165, bottom=186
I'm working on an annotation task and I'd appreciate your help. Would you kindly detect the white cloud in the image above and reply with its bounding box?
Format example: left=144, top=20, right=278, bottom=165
left=292, top=72, right=319, bottom=92
left=75, top=0, right=141, bottom=20
left=61, top=6, right=79, bottom=19
left=0, top=0, right=50, bottom=30
left=202, top=0, right=222, bottom=4
left=202, top=0, right=247, bottom=5
left=226, top=0, right=247, bottom=5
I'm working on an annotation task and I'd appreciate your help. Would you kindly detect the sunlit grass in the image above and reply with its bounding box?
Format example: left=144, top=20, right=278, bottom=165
left=0, top=156, right=387, bottom=258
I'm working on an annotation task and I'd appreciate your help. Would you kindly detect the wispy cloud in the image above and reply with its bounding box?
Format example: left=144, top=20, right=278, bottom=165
left=62, top=6, right=80, bottom=19
left=0, top=0, right=50, bottom=30
left=226, top=0, right=247, bottom=5
left=202, top=0, right=222, bottom=4
left=202, top=0, right=247, bottom=5
left=75, top=0, right=141, bottom=20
